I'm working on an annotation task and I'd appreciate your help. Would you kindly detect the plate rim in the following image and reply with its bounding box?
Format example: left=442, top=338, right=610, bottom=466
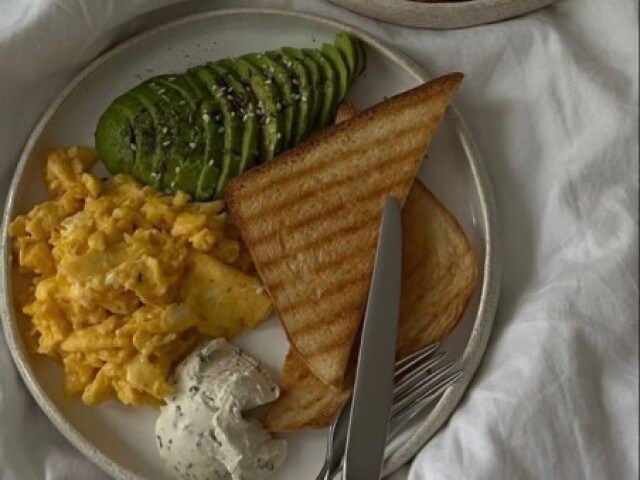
left=327, top=0, right=559, bottom=29
left=0, top=7, right=500, bottom=480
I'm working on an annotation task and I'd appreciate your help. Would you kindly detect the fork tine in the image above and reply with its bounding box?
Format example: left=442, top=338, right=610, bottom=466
left=394, top=352, right=446, bottom=400
left=388, top=370, right=463, bottom=438
left=319, top=343, right=442, bottom=480
left=321, top=344, right=461, bottom=480
left=393, top=361, right=456, bottom=415
left=395, top=343, right=440, bottom=376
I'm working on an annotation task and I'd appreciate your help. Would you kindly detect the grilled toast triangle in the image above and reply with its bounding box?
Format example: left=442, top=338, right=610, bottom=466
left=264, top=181, right=478, bottom=431
left=226, top=73, right=463, bottom=386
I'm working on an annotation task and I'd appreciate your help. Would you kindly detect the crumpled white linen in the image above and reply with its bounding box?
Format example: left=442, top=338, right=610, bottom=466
left=0, top=0, right=637, bottom=479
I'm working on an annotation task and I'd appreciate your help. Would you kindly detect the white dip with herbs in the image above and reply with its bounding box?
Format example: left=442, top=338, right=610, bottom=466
left=156, top=338, right=286, bottom=480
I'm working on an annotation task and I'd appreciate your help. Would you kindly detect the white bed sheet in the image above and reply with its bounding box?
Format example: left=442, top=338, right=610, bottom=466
left=0, top=0, right=637, bottom=479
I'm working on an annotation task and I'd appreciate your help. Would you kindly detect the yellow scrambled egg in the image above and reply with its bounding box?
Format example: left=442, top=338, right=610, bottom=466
left=9, top=147, right=271, bottom=406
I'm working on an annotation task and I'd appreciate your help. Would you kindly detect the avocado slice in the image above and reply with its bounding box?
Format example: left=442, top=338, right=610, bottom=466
left=154, top=75, right=214, bottom=198
left=154, top=75, right=200, bottom=108
left=211, top=60, right=260, bottom=174
left=322, top=44, right=349, bottom=104
left=269, top=49, right=314, bottom=144
left=184, top=71, right=226, bottom=200
left=144, top=79, right=196, bottom=195
left=192, top=66, right=243, bottom=198
left=244, top=53, right=296, bottom=150
left=95, top=100, right=138, bottom=176
left=335, top=32, right=358, bottom=85
left=182, top=71, right=209, bottom=98
left=126, top=86, right=166, bottom=188
left=355, top=36, right=367, bottom=77
left=128, top=83, right=179, bottom=190
left=194, top=98, right=224, bottom=200
left=131, top=111, right=156, bottom=186
left=230, top=57, right=284, bottom=162
left=281, top=47, right=324, bottom=139
left=303, top=48, right=337, bottom=128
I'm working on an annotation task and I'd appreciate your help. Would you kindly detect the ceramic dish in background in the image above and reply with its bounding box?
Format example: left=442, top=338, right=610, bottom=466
left=328, top=0, right=559, bottom=29
left=0, top=8, right=500, bottom=480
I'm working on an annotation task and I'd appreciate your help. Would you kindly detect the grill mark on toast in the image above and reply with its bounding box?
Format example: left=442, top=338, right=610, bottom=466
left=246, top=172, right=416, bottom=257
left=274, top=261, right=372, bottom=310
left=239, top=150, right=423, bottom=241
left=234, top=127, right=425, bottom=220
left=285, top=289, right=366, bottom=337
left=254, top=218, right=375, bottom=293
left=297, top=307, right=363, bottom=357
left=265, top=233, right=377, bottom=295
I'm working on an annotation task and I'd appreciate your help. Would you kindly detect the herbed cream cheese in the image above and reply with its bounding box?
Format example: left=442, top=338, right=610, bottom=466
left=156, top=338, right=287, bottom=479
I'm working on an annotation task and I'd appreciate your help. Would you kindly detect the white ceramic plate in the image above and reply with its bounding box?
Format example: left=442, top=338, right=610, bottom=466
left=0, top=8, right=499, bottom=480
left=328, top=0, right=559, bottom=29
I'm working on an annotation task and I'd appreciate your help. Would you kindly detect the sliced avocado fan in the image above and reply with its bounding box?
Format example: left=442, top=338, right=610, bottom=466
left=95, top=32, right=366, bottom=200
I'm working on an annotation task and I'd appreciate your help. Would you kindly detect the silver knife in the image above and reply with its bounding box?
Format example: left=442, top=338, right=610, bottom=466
left=343, top=196, right=402, bottom=480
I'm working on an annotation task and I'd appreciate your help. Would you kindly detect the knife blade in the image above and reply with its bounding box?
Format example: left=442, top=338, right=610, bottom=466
left=343, top=196, right=402, bottom=480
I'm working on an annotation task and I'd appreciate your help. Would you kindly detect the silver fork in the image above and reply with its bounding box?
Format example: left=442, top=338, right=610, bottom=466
left=316, top=343, right=462, bottom=480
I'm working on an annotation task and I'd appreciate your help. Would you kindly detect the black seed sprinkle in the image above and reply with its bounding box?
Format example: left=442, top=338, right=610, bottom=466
left=156, top=435, right=163, bottom=449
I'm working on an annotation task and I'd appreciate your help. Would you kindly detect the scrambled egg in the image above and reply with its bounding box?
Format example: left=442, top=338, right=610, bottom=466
left=9, top=147, right=271, bottom=406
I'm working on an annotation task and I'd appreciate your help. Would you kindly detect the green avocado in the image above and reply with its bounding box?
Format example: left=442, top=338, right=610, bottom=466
left=335, top=32, right=358, bottom=85
left=321, top=44, right=349, bottom=104
left=213, top=60, right=260, bottom=174
left=94, top=33, right=367, bottom=199
left=154, top=75, right=200, bottom=108
left=303, top=48, right=337, bottom=128
left=154, top=75, right=210, bottom=197
left=231, top=57, right=284, bottom=162
left=282, top=47, right=324, bottom=138
left=184, top=72, right=224, bottom=200
left=130, top=111, right=157, bottom=186
left=129, top=84, right=180, bottom=190
left=181, top=72, right=224, bottom=199
left=272, top=49, right=314, bottom=143
left=95, top=102, right=137, bottom=176
left=122, top=87, right=157, bottom=187
left=195, top=98, right=224, bottom=200
left=243, top=53, right=295, bottom=149
left=355, top=37, right=367, bottom=77
left=144, top=78, right=201, bottom=196
left=192, top=66, right=243, bottom=198
left=127, top=85, right=169, bottom=188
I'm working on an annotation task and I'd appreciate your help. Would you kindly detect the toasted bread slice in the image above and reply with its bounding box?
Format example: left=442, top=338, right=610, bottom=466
left=334, top=99, right=360, bottom=124
left=227, top=73, right=463, bottom=386
left=264, top=181, right=478, bottom=431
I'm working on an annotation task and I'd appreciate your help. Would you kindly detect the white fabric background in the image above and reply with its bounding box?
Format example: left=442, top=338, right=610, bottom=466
left=1, top=0, right=637, bottom=479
